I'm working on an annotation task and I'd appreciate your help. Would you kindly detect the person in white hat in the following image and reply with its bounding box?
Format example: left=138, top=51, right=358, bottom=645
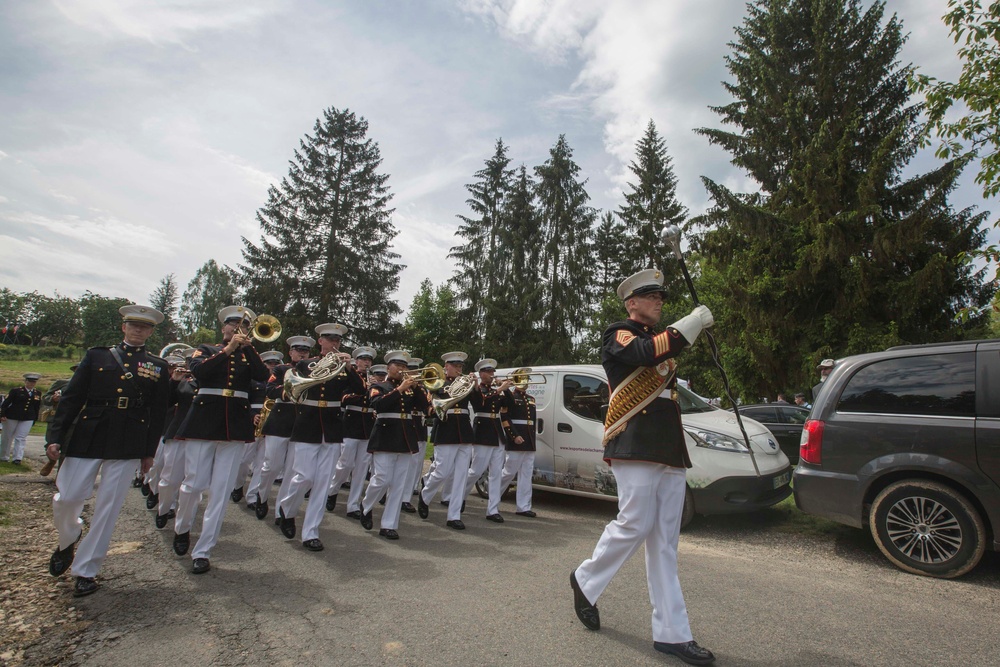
left=462, top=359, right=512, bottom=523
left=812, top=358, right=835, bottom=403
left=1, top=372, right=42, bottom=465
left=498, top=369, right=538, bottom=519
left=358, top=350, right=430, bottom=539
left=277, top=323, right=358, bottom=551
left=403, top=356, right=430, bottom=502
left=170, top=305, right=271, bottom=574
left=45, top=304, right=171, bottom=597
left=326, top=346, right=377, bottom=515
left=252, top=336, right=314, bottom=520
left=418, top=351, right=476, bottom=530
left=232, top=350, right=285, bottom=506
left=154, top=349, right=199, bottom=530
left=570, top=269, right=716, bottom=665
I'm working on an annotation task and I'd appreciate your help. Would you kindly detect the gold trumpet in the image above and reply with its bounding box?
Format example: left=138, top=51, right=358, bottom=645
left=239, top=313, right=282, bottom=343
left=494, top=367, right=546, bottom=390
left=401, top=363, right=447, bottom=391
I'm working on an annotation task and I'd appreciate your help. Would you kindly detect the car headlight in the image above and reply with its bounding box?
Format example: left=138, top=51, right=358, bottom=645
left=684, top=427, right=750, bottom=453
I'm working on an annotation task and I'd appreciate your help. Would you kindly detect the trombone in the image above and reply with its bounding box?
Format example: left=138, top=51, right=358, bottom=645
left=493, top=367, right=546, bottom=390
left=401, top=363, right=447, bottom=391
left=238, top=313, right=282, bottom=343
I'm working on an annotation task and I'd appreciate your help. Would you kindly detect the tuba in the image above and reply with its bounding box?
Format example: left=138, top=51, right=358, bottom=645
left=283, top=352, right=349, bottom=403
left=159, top=342, right=194, bottom=359
left=432, top=373, right=477, bottom=421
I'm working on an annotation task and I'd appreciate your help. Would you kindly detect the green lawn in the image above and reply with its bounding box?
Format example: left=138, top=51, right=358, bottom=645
left=0, top=359, right=77, bottom=393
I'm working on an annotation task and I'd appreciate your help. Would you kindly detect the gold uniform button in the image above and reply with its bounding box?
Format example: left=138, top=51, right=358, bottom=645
left=121, top=375, right=126, bottom=380
left=117, top=388, right=123, bottom=394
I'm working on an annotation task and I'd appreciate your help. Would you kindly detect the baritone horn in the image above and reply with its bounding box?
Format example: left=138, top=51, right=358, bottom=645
left=239, top=313, right=282, bottom=343
left=401, top=363, right=447, bottom=391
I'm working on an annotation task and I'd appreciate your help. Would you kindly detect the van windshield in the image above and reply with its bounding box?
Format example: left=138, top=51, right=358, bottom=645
left=676, top=385, right=716, bottom=414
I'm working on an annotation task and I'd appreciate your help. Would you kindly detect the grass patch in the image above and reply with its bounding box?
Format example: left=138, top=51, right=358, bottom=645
left=0, top=460, right=31, bottom=475
left=30, top=421, right=48, bottom=436
left=0, top=360, right=77, bottom=393
left=764, top=494, right=854, bottom=537
left=0, top=489, right=15, bottom=526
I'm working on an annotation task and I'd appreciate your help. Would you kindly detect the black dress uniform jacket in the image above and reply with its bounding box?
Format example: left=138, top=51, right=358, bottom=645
left=503, top=388, right=536, bottom=451
left=261, top=364, right=296, bottom=438
left=367, top=379, right=430, bottom=454
left=175, top=343, right=270, bottom=443
left=48, top=343, right=170, bottom=460
left=430, top=378, right=475, bottom=445
left=470, top=383, right=507, bottom=447
left=289, top=358, right=362, bottom=444
left=1, top=386, right=41, bottom=421
left=602, top=318, right=692, bottom=469
left=163, top=378, right=197, bottom=441
left=342, top=373, right=376, bottom=440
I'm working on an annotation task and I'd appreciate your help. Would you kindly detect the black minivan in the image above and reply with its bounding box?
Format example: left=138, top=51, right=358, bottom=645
left=793, top=339, right=1000, bottom=578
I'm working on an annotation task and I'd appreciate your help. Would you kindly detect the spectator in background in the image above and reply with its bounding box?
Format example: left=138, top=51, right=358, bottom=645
left=794, top=393, right=810, bottom=409
left=774, top=394, right=790, bottom=405
left=1, top=372, right=43, bottom=465
left=812, top=359, right=835, bottom=403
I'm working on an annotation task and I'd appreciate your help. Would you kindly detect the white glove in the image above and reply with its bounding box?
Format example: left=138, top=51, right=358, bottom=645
left=671, top=305, right=714, bottom=346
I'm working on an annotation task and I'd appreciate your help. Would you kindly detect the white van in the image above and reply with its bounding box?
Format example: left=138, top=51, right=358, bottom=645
left=485, top=365, right=792, bottom=526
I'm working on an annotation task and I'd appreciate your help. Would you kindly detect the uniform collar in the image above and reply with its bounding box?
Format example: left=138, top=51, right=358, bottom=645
left=119, top=341, right=145, bottom=353
left=626, top=317, right=655, bottom=334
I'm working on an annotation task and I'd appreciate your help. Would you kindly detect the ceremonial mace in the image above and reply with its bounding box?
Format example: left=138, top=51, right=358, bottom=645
left=661, top=225, right=761, bottom=477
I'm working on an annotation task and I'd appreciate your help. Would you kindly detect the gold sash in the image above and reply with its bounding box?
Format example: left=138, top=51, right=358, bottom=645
left=602, top=361, right=676, bottom=444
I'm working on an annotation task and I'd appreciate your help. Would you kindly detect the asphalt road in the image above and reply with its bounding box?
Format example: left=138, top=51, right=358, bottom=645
left=20, top=436, right=1000, bottom=666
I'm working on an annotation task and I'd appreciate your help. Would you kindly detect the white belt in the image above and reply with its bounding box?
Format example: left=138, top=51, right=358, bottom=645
left=474, top=412, right=501, bottom=419
left=299, top=400, right=341, bottom=408
left=449, top=407, right=470, bottom=414
left=251, top=403, right=264, bottom=409
left=344, top=405, right=370, bottom=413
left=510, top=419, right=533, bottom=425
left=197, top=388, right=249, bottom=399
left=377, top=413, right=411, bottom=420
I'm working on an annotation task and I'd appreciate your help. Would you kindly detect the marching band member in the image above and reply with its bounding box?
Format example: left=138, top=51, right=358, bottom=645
left=359, top=350, right=429, bottom=539
left=277, top=323, right=358, bottom=551
left=571, top=269, right=715, bottom=665
left=499, top=372, right=538, bottom=518
left=326, top=346, right=376, bottom=514
left=155, top=351, right=198, bottom=529
left=171, top=306, right=270, bottom=575
left=404, top=357, right=429, bottom=505
left=46, top=305, right=170, bottom=596
left=143, top=353, right=187, bottom=512
left=1, top=372, right=42, bottom=465
left=254, top=336, right=313, bottom=520
left=464, top=359, right=511, bottom=523
left=232, top=350, right=283, bottom=504
left=417, top=351, right=474, bottom=530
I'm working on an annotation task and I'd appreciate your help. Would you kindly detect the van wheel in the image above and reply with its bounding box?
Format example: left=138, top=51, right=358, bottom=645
left=869, top=480, right=985, bottom=579
left=474, top=471, right=514, bottom=500
left=680, top=486, right=695, bottom=530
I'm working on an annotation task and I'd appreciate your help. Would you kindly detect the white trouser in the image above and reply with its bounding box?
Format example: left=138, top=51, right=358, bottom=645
left=144, top=437, right=167, bottom=488
left=52, top=457, right=137, bottom=578
left=279, top=441, right=340, bottom=541
left=174, top=440, right=245, bottom=560
left=257, top=434, right=290, bottom=506
left=420, top=444, right=473, bottom=522
left=156, top=439, right=184, bottom=514
left=345, top=449, right=371, bottom=513
left=465, top=445, right=506, bottom=515
left=408, top=440, right=428, bottom=493
left=328, top=437, right=367, bottom=496
left=362, top=451, right=411, bottom=530
left=574, top=461, right=692, bottom=644
left=500, top=451, right=535, bottom=513
left=242, top=437, right=267, bottom=503
left=1, top=419, right=33, bottom=461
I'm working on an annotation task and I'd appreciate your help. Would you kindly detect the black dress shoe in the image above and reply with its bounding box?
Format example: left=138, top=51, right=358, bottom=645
left=173, top=531, right=190, bottom=556
left=346, top=510, right=362, bottom=520
left=73, top=576, right=99, bottom=597
left=230, top=486, right=244, bottom=503
left=279, top=508, right=296, bottom=539
left=570, top=570, right=600, bottom=631
left=255, top=499, right=268, bottom=520
left=379, top=494, right=386, bottom=505
left=360, top=510, right=373, bottom=530
left=486, top=513, right=504, bottom=523
left=49, top=535, right=80, bottom=577
left=326, top=494, right=337, bottom=512
left=446, top=519, right=465, bottom=530
left=379, top=528, right=399, bottom=540
left=440, top=500, right=450, bottom=507
left=140, top=481, right=151, bottom=497
left=304, top=489, right=311, bottom=499
left=145, top=492, right=159, bottom=510
left=132, top=477, right=143, bottom=488
left=192, top=558, right=211, bottom=575
left=302, top=538, right=324, bottom=551
left=12, top=460, right=21, bottom=466
left=400, top=502, right=416, bottom=514
left=516, top=510, right=537, bottom=518
left=653, top=641, right=715, bottom=665
left=155, top=509, right=175, bottom=529
left=417, top=495, right=429, bottom=519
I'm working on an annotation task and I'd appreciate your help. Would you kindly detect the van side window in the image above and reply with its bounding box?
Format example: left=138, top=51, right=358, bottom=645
left=564, top=374, right=609, bottom=422
left=837, top=353, right=975, bottom=417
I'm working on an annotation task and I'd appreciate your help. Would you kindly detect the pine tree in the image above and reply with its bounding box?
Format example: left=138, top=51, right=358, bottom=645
left=148, top=273, right=181, bottom=351
left=178, top=260, right=236, bottom=338
left=593, top=211, right=628, bottom=295
left=694, top=0, right=992, bottom=400
left=533, top=135, right=598, bottom=363
left=239, top=107, right=403, bottom=348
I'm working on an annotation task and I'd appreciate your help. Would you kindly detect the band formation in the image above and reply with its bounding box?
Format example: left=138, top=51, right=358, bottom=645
left=38, top=268, right=719, bottom=666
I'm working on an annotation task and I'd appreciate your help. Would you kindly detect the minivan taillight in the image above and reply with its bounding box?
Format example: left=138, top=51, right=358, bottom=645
left=800, top=419, right=824, bottom=465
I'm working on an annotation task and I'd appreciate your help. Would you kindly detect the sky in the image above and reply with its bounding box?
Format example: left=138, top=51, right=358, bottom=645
left=0, top=0, right=993, bottom=321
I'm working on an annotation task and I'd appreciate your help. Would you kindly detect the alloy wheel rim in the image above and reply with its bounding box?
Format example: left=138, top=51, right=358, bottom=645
left=885, top=495, right=962, bottom=564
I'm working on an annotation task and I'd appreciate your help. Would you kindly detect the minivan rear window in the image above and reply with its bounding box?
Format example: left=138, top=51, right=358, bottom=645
left=564, top=374, right=609, bottom=422
left=837, top=352, right=975, bottom=417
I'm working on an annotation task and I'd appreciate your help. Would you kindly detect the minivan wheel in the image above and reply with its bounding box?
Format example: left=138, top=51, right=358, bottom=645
left=869, top=480, right=985, bottom=579
left=474, top=471, right=514, bottom=500
left=680, top=486, right=695, bottom=530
